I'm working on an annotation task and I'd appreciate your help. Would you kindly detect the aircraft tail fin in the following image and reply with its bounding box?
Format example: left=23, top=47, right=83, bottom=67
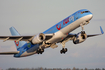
left=9, top=27, right=26, bottom=50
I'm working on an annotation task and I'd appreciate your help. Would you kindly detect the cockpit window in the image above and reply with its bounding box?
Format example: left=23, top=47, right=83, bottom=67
left=81, top=11, right=89, bottom=14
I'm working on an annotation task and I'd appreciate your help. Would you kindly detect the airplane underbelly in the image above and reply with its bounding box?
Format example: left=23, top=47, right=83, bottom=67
left=20, top=44, right=39, bottom=57
left=20, top=51, right=37, bottom=57
left=46, top=31, right=67, bottom=43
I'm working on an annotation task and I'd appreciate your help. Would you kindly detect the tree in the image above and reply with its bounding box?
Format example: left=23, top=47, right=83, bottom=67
left=72, top=67, right=76, bottom=70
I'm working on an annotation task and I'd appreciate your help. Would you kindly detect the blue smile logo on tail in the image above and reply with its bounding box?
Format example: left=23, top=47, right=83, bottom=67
left=10, top=27, right=26, bottom=50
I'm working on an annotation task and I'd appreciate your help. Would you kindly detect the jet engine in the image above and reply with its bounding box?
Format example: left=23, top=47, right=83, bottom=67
left=73, top=31, right=87, bottom=44
left=31, top=33, right=46, bottom=44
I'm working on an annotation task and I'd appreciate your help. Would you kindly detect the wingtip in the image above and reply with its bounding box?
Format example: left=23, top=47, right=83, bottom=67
left=9, top=26, right=14, bottom=29
left=100, top=26, right=104, bottom=34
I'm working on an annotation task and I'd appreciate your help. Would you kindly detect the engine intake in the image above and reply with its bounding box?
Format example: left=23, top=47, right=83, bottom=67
left=31, top=33, right=46, bottom=44
left=73, top=31, right=87, bottom=44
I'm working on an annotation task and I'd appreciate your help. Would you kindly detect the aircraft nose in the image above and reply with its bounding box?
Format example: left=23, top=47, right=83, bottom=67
left=89, top=14, right=93, bottom=20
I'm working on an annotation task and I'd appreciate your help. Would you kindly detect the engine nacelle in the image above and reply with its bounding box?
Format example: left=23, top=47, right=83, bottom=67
left=31, top=33, right=46, bottom=44
left=73, top=31, right=87, bottom=44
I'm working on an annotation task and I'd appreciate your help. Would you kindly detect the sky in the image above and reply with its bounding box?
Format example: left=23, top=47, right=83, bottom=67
left=0, top=0, right=105, bottom=70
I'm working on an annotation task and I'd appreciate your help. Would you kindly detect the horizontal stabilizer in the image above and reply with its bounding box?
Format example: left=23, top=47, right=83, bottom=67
left=0, top=51, right=19, bottom=55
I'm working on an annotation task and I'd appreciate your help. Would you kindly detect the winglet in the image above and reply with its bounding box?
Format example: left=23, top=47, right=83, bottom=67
left=100, top=26, right=104, bottom=34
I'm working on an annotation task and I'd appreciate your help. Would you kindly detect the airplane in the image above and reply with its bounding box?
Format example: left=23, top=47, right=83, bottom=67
left=0, top=9, right=104, bottom=58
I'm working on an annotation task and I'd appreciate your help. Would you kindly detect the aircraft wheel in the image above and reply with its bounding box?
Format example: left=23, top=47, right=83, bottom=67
left=42, top=49, right=44, bottom=52
left=40, top=52, right=42, bottom=54
left=40, top=49, right=44, bottom=54
left=37, top=49, right=44, bottom=54
left=60, top=50, right=63, bottom=54
left=60, top=48, right=67, bottom=54
left=64, top=48, right=68, bottom=52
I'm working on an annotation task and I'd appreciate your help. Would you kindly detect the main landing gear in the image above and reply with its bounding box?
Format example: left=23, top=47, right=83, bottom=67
left=60, top=42, right=68, bottom=54
left=60, top=48, right=68, bottom=54
left=36, top=42, right=47, bottom=54
left=37, top=48, right=44, bottom=54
